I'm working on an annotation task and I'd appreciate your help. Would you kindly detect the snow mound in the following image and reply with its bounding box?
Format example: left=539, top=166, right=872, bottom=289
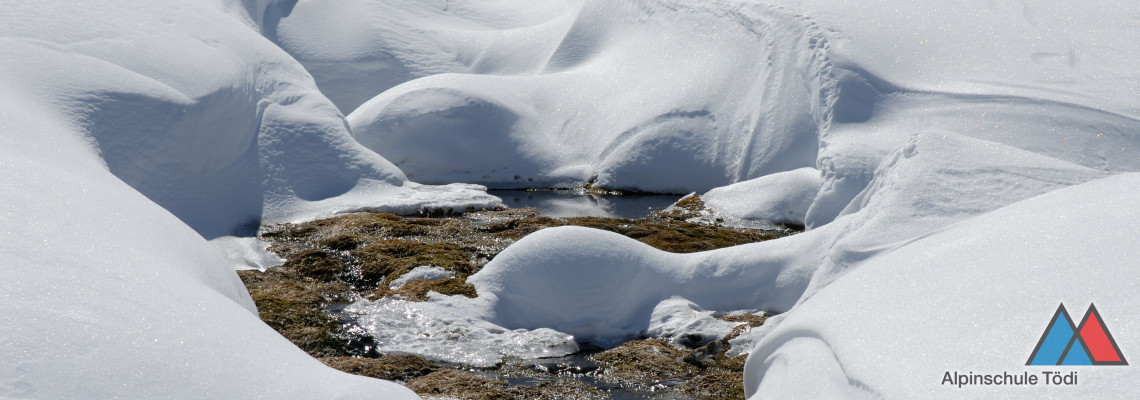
left=466, top=226, right=817, bottom=345
left=702, top=168, right=822, bottom=227
left=262, top=0, right=580, bottom=114
left=346, top=0, right=831, bottom=192
left=1, top=0, right=497, bottom=397
left=797, top=131, right=1111, bottom=298
left=2, top=0, right=499, bottom=240
left=745, top=173, right=1140, bottom=399
left=452, top=129, right=1109, bottom=345
left=0, top=85, right=416, bottom=399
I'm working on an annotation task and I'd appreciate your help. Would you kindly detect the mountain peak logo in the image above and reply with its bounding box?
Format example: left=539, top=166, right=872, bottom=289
left=1027, top=303, right=1127, bottom=366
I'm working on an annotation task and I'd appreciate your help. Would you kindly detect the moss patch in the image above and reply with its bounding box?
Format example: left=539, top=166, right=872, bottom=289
left=372, top=278, right=478, bottom=302
left=716, top=354, right=749, bottom=373
left=351, top=239, right=474, bottom=288
left=563, top=216, right=778, bottom=253
left=320, top=354, right=438, bottom=382
left=652, top=194, right=708, bottom=222
left=284, top=249, right=346, bottom=281
left=680, top=372, right=746, bottom=400
left=591, top=339, right=695, bottom=386
left=587, top=313, right=769, bottom=398
left=407, top=370, right=511, bottom=400
left=237, top=268, right=351, bottom=358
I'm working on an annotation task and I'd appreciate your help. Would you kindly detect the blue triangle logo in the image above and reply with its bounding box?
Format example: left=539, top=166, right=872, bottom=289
left=1027, top=304, right=1079, bottom=365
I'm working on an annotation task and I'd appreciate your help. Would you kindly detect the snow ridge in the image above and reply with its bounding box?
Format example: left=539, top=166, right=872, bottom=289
left=344, top=0, right=843, bottom=193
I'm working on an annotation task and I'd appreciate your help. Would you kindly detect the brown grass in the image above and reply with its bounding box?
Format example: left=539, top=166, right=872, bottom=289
left=407, top=370, right=511, bottom=400
left=320, top=354, right=438, bottom=381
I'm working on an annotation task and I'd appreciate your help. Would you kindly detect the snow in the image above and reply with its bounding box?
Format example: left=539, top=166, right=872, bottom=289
left=744, top=173, right=1140, bottom=399
left=389, top=265, right=456, bottom=289
left=0, top=84, right=417, bottom=399
left=211, top=236, right=285, bottom=271
left=346, top=296, right=579, bottom=368
left=647, top=297, right=744, bottom=349
left=702, top=167, right=822, bottom=227
left=1, top=0, right=489, bottom=397
left=5, top=0, right=1140, bottom=398
left=465, top=226, right=815, bottom=345
left=325, top=0, right=1139, bottom=397
left=342, top=0, right=830, bottom=191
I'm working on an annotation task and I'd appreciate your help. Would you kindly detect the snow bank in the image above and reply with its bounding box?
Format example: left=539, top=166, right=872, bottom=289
left=0, top=87, right=415, bottom=399
left=336, top=7, right=1139, bottom=397
left=1, top=0, right=497, bottom=397
left=702, top=168, right=822, bottom=227
left=744, top=173, right=1140, bottom=399
left=343, top=0, right=830, bottom=191
left=263, top=0, right=580, bottom=115
left=2, top=0, right=498, bottom=240
left=6, top=0, right=1140, bottom=397
left=466, top=226, right=817, bottom=345
left=345, top=286, right=759, bottom=366
left=450, top=130, right=1109, bottom=346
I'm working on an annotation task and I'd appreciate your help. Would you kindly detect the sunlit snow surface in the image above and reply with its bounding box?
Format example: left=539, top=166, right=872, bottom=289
left=5, top=0, right=1140, bottom=398
left=276, top=0, right=1140, bottom=398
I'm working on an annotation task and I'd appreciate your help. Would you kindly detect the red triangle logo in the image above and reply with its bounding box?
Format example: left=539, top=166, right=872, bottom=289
left=1076, top=304, right=1129, bottom=365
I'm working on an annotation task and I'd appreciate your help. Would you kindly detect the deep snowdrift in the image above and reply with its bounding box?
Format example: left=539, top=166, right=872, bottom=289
left=0, top=82, right=416, bottom=399
left=702, top=167, right=822, bottom=227
left=296, top=0, right=1140, bottom=397
left=1, top=0, right=494, bottom=398
left=317, top=0, right=832, bottom=191
left=6, top=0, right=1140, bottom=398
left=744, top=173, right=1140, bottom=399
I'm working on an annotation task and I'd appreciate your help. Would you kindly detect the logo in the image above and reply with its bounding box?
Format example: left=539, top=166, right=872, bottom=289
left=1026, top=303, right=1127, bottom=366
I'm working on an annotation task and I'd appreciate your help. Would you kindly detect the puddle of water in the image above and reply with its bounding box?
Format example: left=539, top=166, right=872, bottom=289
left=489, top=189, right=683, bottom=219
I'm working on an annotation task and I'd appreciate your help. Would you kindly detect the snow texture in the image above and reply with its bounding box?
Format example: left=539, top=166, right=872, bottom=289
left=0, top=0, right=486, bottom=398
left=702, top=167, right=822, bottom=226
left=6, top=0, right=1140, bottom=398
left=211, top=236, right=285, bottom=271
left=341, top=0, right=829, bottom=191
left=467, top=226, right=816, bottom=345
left=745, top=173, right=1140, bottom=399
left=0, top=77, right=418, bottom=399
left=647, top=297, right=742, bottom=349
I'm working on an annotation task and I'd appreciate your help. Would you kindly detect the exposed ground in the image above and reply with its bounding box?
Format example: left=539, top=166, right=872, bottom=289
left=238, top=196, right=789, bottom=399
